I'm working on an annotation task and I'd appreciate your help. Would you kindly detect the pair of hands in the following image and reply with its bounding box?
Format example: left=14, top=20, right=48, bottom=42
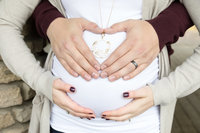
left=48, top=17, right=159, bottom=121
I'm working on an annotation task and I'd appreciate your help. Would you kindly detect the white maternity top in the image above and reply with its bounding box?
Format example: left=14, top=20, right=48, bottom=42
left=51, top=0, right=160, bottom=133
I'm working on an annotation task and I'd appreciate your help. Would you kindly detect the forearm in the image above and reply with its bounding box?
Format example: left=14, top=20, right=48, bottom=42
left=180, top=0, right=200, bottom=33
left=148, top=1, right=193, bottom=54
left=0, top=0, right=56, bottom=102
left=33, top=0, right=194, bottom=56
left=32, top=0, right=64, bottom=39
left=151, top=45, right=200, bottom=105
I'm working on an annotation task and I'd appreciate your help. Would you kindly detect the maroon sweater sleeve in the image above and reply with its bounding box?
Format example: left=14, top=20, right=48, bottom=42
left=32, top=0, right=64, bottom=39
left=147, top=1, right=193, bottom=55
left=32, top=0, right=193, bottom=55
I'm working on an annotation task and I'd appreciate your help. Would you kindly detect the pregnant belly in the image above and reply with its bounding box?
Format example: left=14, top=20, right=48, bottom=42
left=52, top=56, right=159, bottom=117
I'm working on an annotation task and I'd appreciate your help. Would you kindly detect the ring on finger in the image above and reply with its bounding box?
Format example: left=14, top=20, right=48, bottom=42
left=131, top=60, right=138, bottom=69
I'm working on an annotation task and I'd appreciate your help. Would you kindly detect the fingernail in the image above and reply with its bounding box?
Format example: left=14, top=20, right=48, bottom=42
left=123, top=92, right=129, bottom=98
left=94, top=64, right=100, bottom=71
left=106, top=119, right=110, bottom=120
left=73, top=72, right=79, bottom=77
left=89, top=113, right=93, bottom=115
left=91, top=117, right=95, bottom=119
left=101, top=64, right=107, bottom=70
left=92, top=72, right=99, bottom=79
left=87, top=118, right=91, bottom=120
left=101, top=117, right=105, bottom=119
left=84, top=74, right=91, bottom=80
left=70, top=87, right=76, bottom=93
left=109, top=75, right=116, bottom=81
left=102, top=114, right=106, bottom=117
left=101, top=72, right=107, bottom=78
left=80, top=117, right=83, bottom=119
left=123, top=75, right=130, bottom=80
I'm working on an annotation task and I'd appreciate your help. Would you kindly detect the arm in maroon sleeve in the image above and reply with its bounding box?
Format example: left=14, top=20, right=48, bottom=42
left=32, top=0, right=64, bottom=39
left=32, top=0, right=193, bottom=55
left=147, top=1, right=193, bottom=55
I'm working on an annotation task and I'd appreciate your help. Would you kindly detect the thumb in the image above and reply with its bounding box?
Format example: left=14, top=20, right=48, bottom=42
left=81, top=18, right=103, bottom=34
left=123, top=86, right=152, bottom=99
left=104, top=20, right=130, bottom=34
left=53, top=79, right=76, bottom=93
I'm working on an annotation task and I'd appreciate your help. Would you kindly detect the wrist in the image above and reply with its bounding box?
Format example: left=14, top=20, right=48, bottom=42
left=47, top=17, right=67, bottom=40
left=145, top=20, right=159, bottom=47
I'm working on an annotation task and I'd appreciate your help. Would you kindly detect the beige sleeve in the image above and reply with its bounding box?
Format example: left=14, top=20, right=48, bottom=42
left=151, top=45, right=200, bottom=105
left=0, top=0, right=56, bottom=102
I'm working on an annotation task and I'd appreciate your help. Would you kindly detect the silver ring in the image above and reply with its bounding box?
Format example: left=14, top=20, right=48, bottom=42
left=131, top=60, right=138, bottom=69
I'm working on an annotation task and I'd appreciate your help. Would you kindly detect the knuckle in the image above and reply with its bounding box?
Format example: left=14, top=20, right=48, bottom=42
left=78, top=108, right=85, bottom=113
left=111, top=23, right=118, bottom=28
left=89, top=22, right=97, bottom=28
left=71, top=35, right=79, bottom=43
left=53, top=79, right=61, bottom=88
left=86, top=67, right=94, bottom=74
left=71, top=112, right=79, bottom=117
left=126, top=39, right=134, bottom=45
left=60, top=59, right=67, bottom=66
left=82, top=49, right=91, bottom=56
left=76, top=56, right=84, bottom=63
left=128, top=64, right=134, bottom=70
left=113, top=51, right=122, bottom=59
left=70, top=105, right=78, bottom=112
left=139, top=65, right=145, bottom=71
left=80, top=71, right=87, bottom=77
left=110, top=64, right=119, bottom=72
left=64, top=42, right=72, bottom=51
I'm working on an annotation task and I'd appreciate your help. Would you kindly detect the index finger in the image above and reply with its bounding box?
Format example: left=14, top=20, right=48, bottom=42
left=101, top=39, right=130, bottom=70
left=63, top=94, right=95, bottom=115
left=74, top=36, right=100, bottom=70
left=102, top=103, right=132, bottom=117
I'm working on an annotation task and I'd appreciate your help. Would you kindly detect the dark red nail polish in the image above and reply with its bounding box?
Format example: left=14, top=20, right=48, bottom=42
left=106, top=119, right=110, bottom=120
left=70, top=87, right=76, bottom=92
left=87, top=118, right=91, bottom=120
left=91, top=117, right=95, bottom=119
left=123, top=92, right=129, bottom=97
left=80, top=117, right=83, bottom=119
left=89, top=113, right=93, bottom=115
left=102, top=114, right=106, bottom=117
left=101, top=117, right=105, bottom=119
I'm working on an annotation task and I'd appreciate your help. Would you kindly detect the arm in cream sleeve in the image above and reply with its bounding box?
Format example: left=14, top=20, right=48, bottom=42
left=151, top=0, right=200, bottom=105
left=0, top=0, right=56, bottom=102
left=151, top=46, right=200, bottom=105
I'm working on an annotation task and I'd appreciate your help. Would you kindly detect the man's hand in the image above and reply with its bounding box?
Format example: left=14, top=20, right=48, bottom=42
left=101, top=86, right=154, bottom=121
left=53, top=79, right=96, bottom=119
left=100, top=20, right=159, bottom=81
left=47, top=18, right=103, bottom=81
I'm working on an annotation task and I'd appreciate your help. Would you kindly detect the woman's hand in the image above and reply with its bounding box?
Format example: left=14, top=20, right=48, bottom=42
left=101, top=86, right=154, bottom=121
left=53, top=79, right=96, bottom=119
left=100, top=20, right=159, bottom=81
left=47, top=18, right=103, bottom=81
